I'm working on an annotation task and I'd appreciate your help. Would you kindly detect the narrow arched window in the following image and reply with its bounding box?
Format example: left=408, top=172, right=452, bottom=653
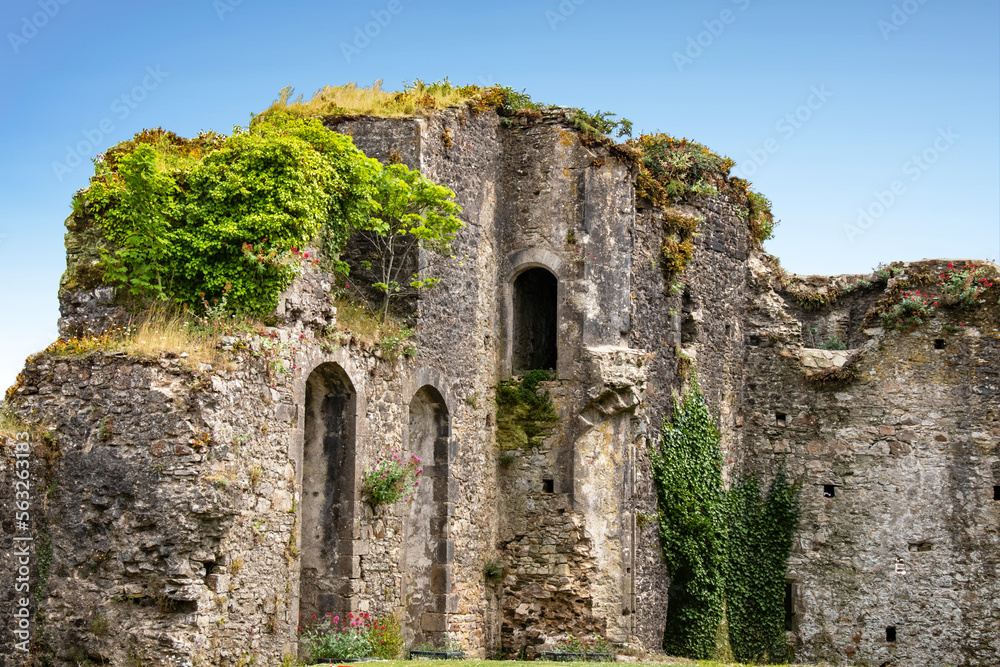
left=512, top=267, right=557, bottom=372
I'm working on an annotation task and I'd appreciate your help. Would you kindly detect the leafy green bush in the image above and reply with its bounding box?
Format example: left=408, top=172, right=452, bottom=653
left=650, top=380, right=727, bottom=659
left=300, top=613, right=373, bottom=661
left=495, top=370, right=559, bottom=451
left=80, top=114, right=382, bottom=315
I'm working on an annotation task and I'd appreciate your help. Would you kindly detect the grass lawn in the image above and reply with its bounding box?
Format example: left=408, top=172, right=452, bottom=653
left=304, top=660, right=810, bottom=667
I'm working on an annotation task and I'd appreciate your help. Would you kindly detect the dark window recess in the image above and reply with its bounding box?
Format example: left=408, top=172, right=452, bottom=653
left=886, top=626, right=896, bottom=642
left=749, top=335, right=761, bottom=346
left=994, top=486, right=1000, bottom=501
left=934, top=339, right=945, bottom=350
left=784, top=582, right=795, bottom=631
left=681, top=290, right=698, bottom=345
left=776, top=413, right=787, bottom=427
left=823, top=485, right=836, bottom=498
left=512, top=268, right=558, bottom=372
left=542, top=478, right=555, bottom=493
left=909, top=541, right=932, bottom=552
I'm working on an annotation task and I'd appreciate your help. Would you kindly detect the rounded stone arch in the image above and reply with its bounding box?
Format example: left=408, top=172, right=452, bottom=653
left=503, top=249, right=566, bottom=378
left=299, top=361, right=360, bottom=622
left=401, top=378, right=454, bottom=646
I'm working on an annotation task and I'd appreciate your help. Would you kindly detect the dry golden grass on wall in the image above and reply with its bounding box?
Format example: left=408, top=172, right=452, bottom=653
left=43, top=308, right=255, bottom=372
left=260, top=80, right=481, bottom=120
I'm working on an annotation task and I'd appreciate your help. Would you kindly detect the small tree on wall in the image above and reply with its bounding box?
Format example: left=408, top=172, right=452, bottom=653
left=351, top=163, right=464, bottom=321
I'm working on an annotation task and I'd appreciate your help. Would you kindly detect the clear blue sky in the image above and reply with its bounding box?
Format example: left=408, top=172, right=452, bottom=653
left=1, top=0, right=997, bottom=390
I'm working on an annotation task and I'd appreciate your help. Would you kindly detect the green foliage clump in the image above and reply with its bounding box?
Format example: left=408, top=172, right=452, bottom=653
left=651, top=379, right=727, bottom=659
left=633, top=134, right=732, bottom=208
left=300, top=613, right=373, bottom=662
left=78, top=110, right=465, bottom=319
left=570, top=109, right=633, bottom=141
left=725, top=474, right=800, bottom=664
left=495, top=370, right=558, bottom=451
left=746, top=191, right=776, bottom=245
left=820, top=335, right=847, bottom=350
left=367, top=614, right=404, bottom=659
left=80, top=113, right=382, bottom=315
left=631, top=135, right=775, bottom=270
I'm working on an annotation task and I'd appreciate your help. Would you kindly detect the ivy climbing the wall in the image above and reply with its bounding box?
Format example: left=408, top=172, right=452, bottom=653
left=651, top=380, right=800, bottom=663
left=725, top=473, right=801, bottom=663
left=650, top=379, right=727, bottom=659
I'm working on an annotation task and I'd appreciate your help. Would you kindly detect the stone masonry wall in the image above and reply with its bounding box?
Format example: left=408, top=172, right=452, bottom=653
left=743, top=258, right=1000, bottom=666
left=5, top=102, right=998, bottom=667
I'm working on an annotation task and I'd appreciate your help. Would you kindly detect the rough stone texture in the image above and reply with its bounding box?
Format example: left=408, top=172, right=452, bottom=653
left=2, top=106, right=998, bottom=666
left=743, top=258, right=1000, bottom=666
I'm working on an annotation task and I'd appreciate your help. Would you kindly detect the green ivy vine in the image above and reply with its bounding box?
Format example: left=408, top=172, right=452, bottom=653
left=650, top=380, right=800, bottom=663
left=650, top=378, right=727, bottom=659
left=725, top=473, right=801, bottom=663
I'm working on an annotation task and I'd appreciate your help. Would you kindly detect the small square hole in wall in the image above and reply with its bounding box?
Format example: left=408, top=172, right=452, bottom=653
left=823, top=485, right=835, bottom=498
left=934, top=339, right=945, bottom=350
left=994, top=485, right=1000, bottom=501
left=885, top=626, right=896, bottom=642
left=542, top=478, right=555, bottom=494
left=776, top=413, right=787, bottom=427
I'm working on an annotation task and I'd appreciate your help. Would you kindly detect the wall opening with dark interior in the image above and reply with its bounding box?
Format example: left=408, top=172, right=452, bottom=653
left=823, top=484, right=836, bottom=498
left=301, top=363, right=357, bottom=621
left=402, top=385, right=452, bottom=647
left=886, top=626, right=897, bottom=642
left=784, top=581, right=796, bottom=631
left=680, top=288, right=698, bottom=345
left=994, top=485, right=1000, bottom=501
left=512, top=267, right=558, bottom=372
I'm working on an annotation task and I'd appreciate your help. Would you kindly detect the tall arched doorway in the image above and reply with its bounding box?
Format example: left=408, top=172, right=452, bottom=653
left=401, top=386, right=452, bottom=646
left=512, top=267, right=558, bottom=372
left=301, top=363, right=358, bottom=619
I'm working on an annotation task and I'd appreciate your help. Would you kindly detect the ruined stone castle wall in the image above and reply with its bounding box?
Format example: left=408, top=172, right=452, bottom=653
left=3, top=104, right=998, bottom=667
left=742, top=259, right=1000, bottom=666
